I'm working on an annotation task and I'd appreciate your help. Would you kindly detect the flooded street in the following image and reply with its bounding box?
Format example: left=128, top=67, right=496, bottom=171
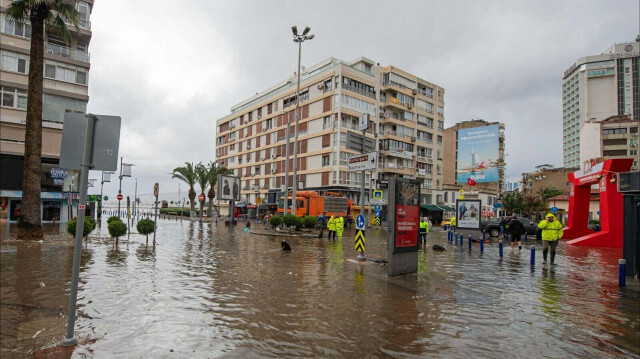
left=1, top=218, right=639, bottom=358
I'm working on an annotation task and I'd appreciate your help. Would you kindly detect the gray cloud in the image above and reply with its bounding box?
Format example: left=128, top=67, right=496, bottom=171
left=86, top=0, right=638, bottom=200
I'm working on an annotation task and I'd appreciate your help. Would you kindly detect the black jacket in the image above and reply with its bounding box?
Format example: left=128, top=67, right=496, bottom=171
left=508, top=219, right=524, bottom=236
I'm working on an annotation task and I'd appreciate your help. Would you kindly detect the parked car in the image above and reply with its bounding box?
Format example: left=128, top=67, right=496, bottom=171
left=481, top=216, right=539, bottom=237
left=440, top=218, right=452, bottom=228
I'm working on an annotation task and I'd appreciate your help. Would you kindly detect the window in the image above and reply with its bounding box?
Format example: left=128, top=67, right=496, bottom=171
left=342, top=76, right=375, bottom=99
left=1, top=86, right=27, bottom=109
left=2, top=17, right=32, bottom=38
left=44, top=60, right=88, bottom=85
left=437, top=121, right=444, bottom=130
left=437, top=136, right=443, bottom=145
left=339, top=94, right=375, bottom=115
left=42, top=94, right=87, bottom=122
left=322, top=155, right=330, bottom=166
left=437, top=106, right=444, bottom=115
left=1, top=51, right=29, bottom=74
left=417, top=131, right=433, bottom=143
left=603, top=128, right=627, bottom=135
left=323, top=116, right=332, bottom=130
left=417, top=115, right=434, bottom=128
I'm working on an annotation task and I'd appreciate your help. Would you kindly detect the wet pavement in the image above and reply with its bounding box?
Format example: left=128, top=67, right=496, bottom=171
left=1, top=217, right=639, bottom=358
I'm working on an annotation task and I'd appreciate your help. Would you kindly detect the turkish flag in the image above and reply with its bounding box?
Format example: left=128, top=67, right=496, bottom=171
left=467, top=178, right=477, bottom=186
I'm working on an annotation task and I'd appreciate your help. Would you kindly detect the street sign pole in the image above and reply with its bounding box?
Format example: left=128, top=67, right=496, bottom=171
left=356, top=214, right=366, bottom=261
left=359, top=114, right=368, bottom=233
left=153, top=183, right=159, bottom=247
left=63, top=115, right=96, bottom=346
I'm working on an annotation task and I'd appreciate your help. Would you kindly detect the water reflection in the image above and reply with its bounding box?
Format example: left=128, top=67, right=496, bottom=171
left=0, top=219, right=638, bottom=357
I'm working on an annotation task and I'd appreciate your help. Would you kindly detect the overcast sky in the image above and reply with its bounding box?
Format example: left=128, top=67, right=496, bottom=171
left=86, top=0, right=639, bottom=203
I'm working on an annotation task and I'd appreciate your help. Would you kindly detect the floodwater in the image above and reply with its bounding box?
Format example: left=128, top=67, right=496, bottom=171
left=1, top=217, right=639, bottom=358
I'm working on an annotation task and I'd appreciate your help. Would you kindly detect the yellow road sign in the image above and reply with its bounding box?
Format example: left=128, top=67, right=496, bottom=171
left=374, top=217, right=381, bottom=225
left=355, top=230, right=365, bottom=252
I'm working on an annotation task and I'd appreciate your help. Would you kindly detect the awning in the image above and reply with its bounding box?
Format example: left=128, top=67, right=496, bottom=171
left=421, top=205, right=442, bottom=211
left=437, top=205, right=455, bottom=211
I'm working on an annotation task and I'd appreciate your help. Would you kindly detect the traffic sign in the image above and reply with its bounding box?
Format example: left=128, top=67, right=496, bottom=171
left=359, top=113, right=369, bottom=131
left=356, top=214, right=365, bottom=230
left=373, top=217, right=381, bottom=226
left=551, top=206, right=558, bottom=213
left=373, top=190, right=383, bottom=199
left=153, top=183, right=159, bottom=198
left=355, top=230, right=366, bottom=252
left=348, top=151, right=377, bottom=172
left=103, top=196, right=108, bottom=201
left=374, top=204, right=381, bottom=212
left=198, top=194, right=205, bottom=202
left=117, top=194, right=123, bottom=201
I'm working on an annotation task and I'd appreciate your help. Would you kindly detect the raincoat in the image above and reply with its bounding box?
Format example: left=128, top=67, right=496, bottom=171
left=537, top=213, right=563, bottom=241
left=450, top=217, right=457, bottom=227
left=419, top=219, right=429, bottom=233
left=328, top=216, right=336, bottom=231
left=336, top=216, right=344, bottom=239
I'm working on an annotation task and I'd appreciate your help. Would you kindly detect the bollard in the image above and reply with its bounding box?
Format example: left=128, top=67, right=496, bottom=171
left=499, top=240, right=503, bottom=257
left=530, top=246, right=535, bottom=266
left=468, top=235, right=472, bottom=250
left=506, top=233, right=509, bottom=242
left=480, top=238, right=484, bottom=253
left=460, top=235, right=463, bottom=246
left=619, top=259, right=626, bottom=287
left=448, top=231, right=452, bottom=242
left=524, top=233, right=528, bottom=242
left=455, top=233, right=458, bottom=245
left=482, top=230, right=486, bottom=241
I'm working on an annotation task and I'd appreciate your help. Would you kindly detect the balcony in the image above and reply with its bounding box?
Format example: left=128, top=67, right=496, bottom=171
left=341, top=83, right=376, bottom=99
left=45, top=43, right=90, bottom=63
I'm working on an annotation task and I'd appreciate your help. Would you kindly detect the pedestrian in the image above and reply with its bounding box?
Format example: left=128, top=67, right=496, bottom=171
left=507, top=214, right=524, bottom=251
left=499, top=216, right=508, bottom=238
left=317, top=212, right=326, bottom=239
left=336, top=215, right=345, bottom=241
left=419, top=217, right=429, bottom=247
left=538, top=213, right=564, bottom=264
left=450, top=216, right=457, bottom=232
left=327, top=215, right=336, bottom=240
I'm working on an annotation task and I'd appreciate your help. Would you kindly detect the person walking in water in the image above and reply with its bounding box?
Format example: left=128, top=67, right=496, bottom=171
left=336, top=215, right=345, bottom=241
left=538, top=213, right=564, bottom=264
left=317, top=212, right=326, bottom=239
left=419, top=217, right=429, bottom=248
left=450, top=216, right=457, bottom=231
left=507, top=215, right=524, bottom=251
left=327, top=215, right=336, bottom=240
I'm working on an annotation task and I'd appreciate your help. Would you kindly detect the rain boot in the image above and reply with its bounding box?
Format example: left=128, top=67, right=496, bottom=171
left=543, top=249, right=548, bottom=262
left=550, top=251, right=556, bottom=264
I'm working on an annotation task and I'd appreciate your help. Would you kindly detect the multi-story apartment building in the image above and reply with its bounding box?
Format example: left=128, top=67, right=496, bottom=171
left=0, top=0, right=93, bottom=223
left=215, top=57, right=445, bottom=209
left=521, top=164, right=575, bottom=194
left=580, top=115, right=639, bottom=170
left=562, top=37, right=639, bottom=168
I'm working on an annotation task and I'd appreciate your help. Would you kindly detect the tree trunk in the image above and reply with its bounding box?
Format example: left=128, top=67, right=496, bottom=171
left=17, top=11, right=47, bottom=240
left=207, top=187, right=215, bottom=218
left=188, top=187, right=196, bottom=213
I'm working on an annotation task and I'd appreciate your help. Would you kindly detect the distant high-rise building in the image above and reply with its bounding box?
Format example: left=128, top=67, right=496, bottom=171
left=215, top=57, right=446, bottom=209
left=562, top=38, right=639, bottom=168
left=1, top=1, right=94, bottom=223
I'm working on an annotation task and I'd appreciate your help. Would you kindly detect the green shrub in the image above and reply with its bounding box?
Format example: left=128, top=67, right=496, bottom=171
left=301, top=216, right=317, bottom=231
left=269, top=215, right=282, bottom=228
left=108, top=220, right=127, bottom=245
left=66, top=217, right=95, bottom=238
left=282, top=214, right=299, bottom=229
left=136, top=219, right=155, bottom=244
left=159, top=207, right=191, bottom=216
left=107, top=216, right=122, bottom=224
left=589, top=220, right=600, bottom=225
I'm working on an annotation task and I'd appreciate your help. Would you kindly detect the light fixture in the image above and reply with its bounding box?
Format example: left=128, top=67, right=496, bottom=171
left=302, top=26, right=310, bottom=35
left=291, top=26, right=298, bottom=35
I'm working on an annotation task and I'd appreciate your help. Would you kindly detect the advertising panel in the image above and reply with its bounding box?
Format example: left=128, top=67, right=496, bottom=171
left=456, top=199, right=481, bottom=229
left=393, top=178, right=420, bottom=252
left=218, top=174, right=241, bottom=201
left=456, top=125, right=500, bottom=183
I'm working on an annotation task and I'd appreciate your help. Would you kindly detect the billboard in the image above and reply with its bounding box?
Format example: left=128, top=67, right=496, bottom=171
left=456, top=125, right=500, bottom=183
left=392, top=178, right=420, bottom=252
left=456, top=199, right=481, bottom=229
left=217, top=174, right=240, bottom=201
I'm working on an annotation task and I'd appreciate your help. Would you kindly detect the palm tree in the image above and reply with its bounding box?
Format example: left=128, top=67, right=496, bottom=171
left=171, top=162, right=197, bottom=213
left=206, top=162, right=232, bottom=217
left=195, top=163, right=208, bottom=218
left=7, top=0, right=79, bottom=240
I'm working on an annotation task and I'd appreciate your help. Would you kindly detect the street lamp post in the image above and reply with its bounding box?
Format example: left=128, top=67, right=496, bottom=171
left=291, top=25, right=314, bottom=216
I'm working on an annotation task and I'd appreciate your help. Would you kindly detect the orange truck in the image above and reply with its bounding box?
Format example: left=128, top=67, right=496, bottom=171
left=277, top=191, right=353, bottom=218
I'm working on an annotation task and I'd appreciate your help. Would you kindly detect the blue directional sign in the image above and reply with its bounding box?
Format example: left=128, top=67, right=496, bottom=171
left=356, top=214, right=365, bottom=230
left=374, top=204, right=381, bottom=212
left=551, top=206, right=558, bottom=213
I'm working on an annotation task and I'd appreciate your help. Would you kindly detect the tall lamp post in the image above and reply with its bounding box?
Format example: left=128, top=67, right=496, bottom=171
left=291, top=25, right=314, bottom=216
left=117, top=157, right=134, bottom=216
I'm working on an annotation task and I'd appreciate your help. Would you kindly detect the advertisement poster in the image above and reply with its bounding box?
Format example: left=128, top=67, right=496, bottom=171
left=394, top=179, right=420, bottom=251
left=456, top=199, right=481, bottom=229
left=456, top=124, right=500, bottom=183
left=218, top=174, right=241, bottom=201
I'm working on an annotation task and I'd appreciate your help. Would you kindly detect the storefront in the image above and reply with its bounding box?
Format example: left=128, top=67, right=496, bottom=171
left=0, top=190, right=74, bottom=223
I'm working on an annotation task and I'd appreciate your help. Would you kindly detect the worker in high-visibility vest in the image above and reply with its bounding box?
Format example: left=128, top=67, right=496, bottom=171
left=336, top=215, right=345, bottom=241
left=419, top=217, right=429, bottom=247
left=327, top=215, right=337, bottom=240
